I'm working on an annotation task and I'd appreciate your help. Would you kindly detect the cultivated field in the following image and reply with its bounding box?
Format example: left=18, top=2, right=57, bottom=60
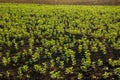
left=0, top=4, right=120, bottom=80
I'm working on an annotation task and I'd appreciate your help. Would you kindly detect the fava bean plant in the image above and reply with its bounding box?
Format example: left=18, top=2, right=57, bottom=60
left=0, top=4, right=120, bottom=80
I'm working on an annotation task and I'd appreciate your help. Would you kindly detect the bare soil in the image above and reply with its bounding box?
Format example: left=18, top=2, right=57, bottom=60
left=0, top=0, right=120, bottom=5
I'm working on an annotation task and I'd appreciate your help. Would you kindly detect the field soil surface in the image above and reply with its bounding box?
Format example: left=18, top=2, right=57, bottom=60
left=0, top=0, right=120, bottom=5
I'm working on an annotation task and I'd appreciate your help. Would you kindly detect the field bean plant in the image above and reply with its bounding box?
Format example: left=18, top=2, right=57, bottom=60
left=0, top=3, right=120, bottom=80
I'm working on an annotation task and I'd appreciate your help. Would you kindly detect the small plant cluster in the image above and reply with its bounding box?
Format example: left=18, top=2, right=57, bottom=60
left=0, top=4, right=120, bottom=80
